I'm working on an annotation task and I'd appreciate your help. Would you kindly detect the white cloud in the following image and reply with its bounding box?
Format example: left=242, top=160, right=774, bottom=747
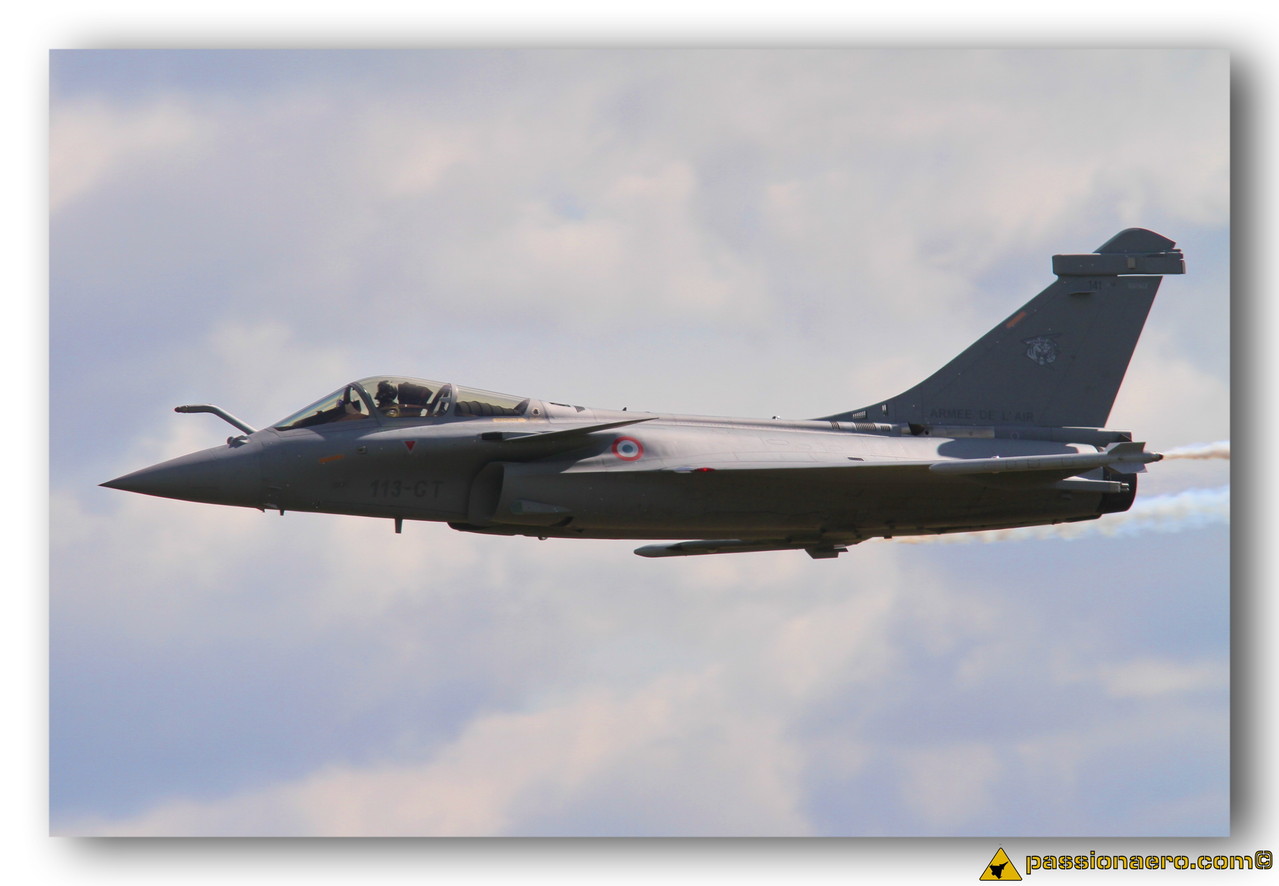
left=53, top=521, right=1229, bottom=835
left=1098, top=657, right=1229, bottom=699
left=358, top=116, right=471, bottom=199
left=1111, top=335, right=1232, bottom=449
left=897, top=743, right=1003, bottom=831
left=202, top=320, right=362, bottom=424
left=68, top=668, right=814, bottom=836
left=50, top=98, right=213, bottom=212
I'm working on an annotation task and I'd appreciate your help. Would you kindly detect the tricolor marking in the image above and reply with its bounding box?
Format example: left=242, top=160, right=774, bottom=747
left=612, top=436, right=644, bottom=461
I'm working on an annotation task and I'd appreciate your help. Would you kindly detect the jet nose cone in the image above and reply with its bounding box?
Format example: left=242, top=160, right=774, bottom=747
left=102, top=441, right=262, bottom=507
left=101, top=452, right=220, bottom=500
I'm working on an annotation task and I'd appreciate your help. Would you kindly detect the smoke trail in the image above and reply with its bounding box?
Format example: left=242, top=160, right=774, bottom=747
left=894, top=485, right=1229, bottom=546
left=1161, top=440, right=1230, bottom=460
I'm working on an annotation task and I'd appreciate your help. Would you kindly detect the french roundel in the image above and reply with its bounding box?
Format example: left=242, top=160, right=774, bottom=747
left=612, top=436, right=644, bottom=461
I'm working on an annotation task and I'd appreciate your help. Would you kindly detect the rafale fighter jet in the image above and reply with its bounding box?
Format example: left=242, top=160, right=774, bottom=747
left=103, top=228, right=1184, bottom=558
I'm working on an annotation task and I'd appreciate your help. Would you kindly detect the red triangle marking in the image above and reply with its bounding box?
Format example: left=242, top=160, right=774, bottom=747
left=404, top=440, right=416, bottom=452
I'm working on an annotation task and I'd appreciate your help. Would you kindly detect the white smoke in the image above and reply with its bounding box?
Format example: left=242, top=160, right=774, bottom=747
left=1160, top=440, right=1230, bottom=461
left=894, top=486, right=1230, bottom=546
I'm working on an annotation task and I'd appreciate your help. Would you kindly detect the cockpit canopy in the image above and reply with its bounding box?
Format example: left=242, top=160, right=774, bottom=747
left=273, top=376, right=532, bottom=431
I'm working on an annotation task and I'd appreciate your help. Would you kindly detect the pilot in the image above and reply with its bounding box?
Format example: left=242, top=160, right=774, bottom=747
left=397, top=382, right=433, bottom=417
left=375, top=381, right=401, bottom=417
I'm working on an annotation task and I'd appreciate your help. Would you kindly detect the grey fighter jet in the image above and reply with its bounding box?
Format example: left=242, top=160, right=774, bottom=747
left=103, top=228, right=1185, bottom=559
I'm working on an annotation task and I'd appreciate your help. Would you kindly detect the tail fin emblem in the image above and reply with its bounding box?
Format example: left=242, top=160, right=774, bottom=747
left=1023, top=334, right=1060, bottom=366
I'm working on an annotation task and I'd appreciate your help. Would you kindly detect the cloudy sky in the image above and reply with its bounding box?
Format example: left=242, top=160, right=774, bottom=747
left=49, top=49, right=1230, bottom=840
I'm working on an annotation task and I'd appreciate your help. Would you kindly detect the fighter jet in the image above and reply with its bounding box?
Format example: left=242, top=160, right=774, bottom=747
left=103, top=228, right=1185, bottom=559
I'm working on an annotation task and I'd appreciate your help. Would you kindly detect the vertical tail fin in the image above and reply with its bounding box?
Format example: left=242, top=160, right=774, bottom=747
left=822, top=228, right=1185, bottom=429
